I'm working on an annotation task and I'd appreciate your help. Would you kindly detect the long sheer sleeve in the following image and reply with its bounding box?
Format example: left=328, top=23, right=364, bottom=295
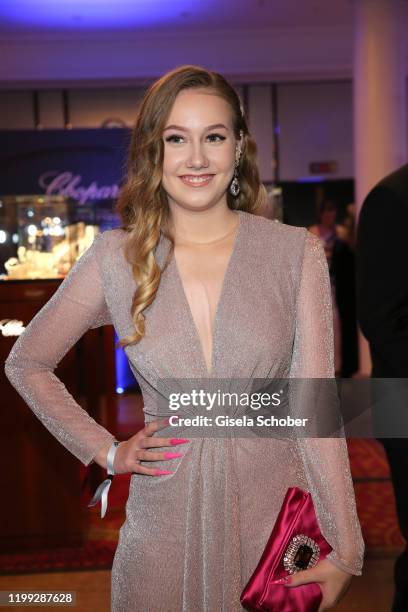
left=289, top=230, right=365, bottom=575
left=4, top=233, right=116, bottom=466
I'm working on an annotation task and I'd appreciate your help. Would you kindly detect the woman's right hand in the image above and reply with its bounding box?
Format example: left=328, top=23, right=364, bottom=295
left=95, top=416, right=189, bottom=476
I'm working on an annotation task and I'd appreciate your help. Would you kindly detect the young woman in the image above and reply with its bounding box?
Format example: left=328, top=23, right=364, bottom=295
left=5, top=66, right=364, bottom=611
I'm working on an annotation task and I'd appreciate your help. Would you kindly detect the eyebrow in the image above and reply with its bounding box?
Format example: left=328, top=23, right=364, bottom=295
left=163, top=123, right=229, bottom=132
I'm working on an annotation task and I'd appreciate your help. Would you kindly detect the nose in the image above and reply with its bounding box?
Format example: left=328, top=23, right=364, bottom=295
left=186, top=140, right=209, bottom=169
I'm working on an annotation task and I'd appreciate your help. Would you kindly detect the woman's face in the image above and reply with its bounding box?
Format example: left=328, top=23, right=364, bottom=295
left=161, top=88, right=239, bottom=213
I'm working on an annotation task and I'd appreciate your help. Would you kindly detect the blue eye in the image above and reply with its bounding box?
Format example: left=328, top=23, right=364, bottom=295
left=165, top=134, right=184, bottom=144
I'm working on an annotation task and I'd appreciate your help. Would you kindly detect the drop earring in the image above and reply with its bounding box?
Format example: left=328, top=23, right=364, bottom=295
left=230, top=154, right=241, bottom=197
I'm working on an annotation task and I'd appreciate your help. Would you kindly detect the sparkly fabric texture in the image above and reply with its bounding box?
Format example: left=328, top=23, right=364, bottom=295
left=4, top=210, right=364, bottom=611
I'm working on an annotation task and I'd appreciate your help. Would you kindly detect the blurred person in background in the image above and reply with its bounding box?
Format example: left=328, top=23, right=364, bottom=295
left=309, top=200, right=358, bottom=377
left=343, top=203, right=357, bottom=250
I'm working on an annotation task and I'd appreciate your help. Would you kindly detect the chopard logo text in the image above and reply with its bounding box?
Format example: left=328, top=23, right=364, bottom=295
left=39, top=171, right=120, bottom=204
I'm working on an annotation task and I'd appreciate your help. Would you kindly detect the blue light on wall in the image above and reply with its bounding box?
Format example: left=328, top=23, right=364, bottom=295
left=297, top=176, right=326, bottom=183
left=114, top=331, right=138, bottom=394
left=1, top=0, right=198, bottom=30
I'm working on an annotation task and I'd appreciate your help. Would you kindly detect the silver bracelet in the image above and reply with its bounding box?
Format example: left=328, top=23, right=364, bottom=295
left=107, top=440, right=120, bottom=475
left=88, top=440, right=120, bottom=518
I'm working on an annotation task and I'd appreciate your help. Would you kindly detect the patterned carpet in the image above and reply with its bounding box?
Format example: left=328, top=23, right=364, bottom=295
left=348, top=439, right=405, bottom=554
left=1, top=439, right=404, bottom=574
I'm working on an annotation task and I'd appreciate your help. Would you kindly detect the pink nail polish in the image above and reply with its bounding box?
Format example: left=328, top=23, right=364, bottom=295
left=284, top=576, right=292, bottom=586
left=164, top=452, right=183, bottom=459
left=170, top=438, right=190, bottom=445
left=154, top=469, right=173, bottom=476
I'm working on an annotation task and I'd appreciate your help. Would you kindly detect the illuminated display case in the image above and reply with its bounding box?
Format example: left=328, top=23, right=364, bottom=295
left=0, top=196, right=119, bottom=550
left=0, top=195, right=100, bottom=280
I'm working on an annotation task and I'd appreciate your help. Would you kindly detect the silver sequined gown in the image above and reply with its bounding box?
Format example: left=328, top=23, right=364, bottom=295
left=5, top=210, right=364, bottom=611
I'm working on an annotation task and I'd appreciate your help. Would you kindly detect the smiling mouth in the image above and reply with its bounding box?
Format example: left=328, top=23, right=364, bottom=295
left=179, top=174, right=214, bottom=187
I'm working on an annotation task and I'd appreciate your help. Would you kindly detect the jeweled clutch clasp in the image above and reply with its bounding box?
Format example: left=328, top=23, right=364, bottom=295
left=283, top=534, right=320, bottom=574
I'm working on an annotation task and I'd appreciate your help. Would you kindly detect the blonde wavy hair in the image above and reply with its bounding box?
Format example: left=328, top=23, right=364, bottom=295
left=116, top=65, right=264, bottom=347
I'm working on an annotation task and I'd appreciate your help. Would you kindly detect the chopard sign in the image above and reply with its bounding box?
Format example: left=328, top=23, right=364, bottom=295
left=0, top=319, right=26, bottom=337
left=39, top=171, right=120, bottom=204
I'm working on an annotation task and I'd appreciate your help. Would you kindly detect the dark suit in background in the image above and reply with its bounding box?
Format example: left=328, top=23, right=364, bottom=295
left=356, top=163, right=408, bottom=612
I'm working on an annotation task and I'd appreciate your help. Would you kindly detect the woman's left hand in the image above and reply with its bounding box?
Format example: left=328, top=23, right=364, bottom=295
left=284, top=558, right=353, bottom=611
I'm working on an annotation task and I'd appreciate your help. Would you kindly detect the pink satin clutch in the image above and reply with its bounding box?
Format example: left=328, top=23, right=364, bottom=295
left=240, top=487, right=332, bottom=612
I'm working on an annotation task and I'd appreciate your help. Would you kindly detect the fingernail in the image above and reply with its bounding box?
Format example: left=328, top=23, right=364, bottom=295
left=164, top=452, right=183, bottom=459
left=154, top=469, right=173, bottom=476
left=170, top=438, right=190, bottom=445
left=284, top=576, right=293, bottom=586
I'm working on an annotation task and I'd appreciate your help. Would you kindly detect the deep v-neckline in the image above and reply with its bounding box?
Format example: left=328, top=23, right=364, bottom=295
left=172, top=210, right=244, bottom=377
